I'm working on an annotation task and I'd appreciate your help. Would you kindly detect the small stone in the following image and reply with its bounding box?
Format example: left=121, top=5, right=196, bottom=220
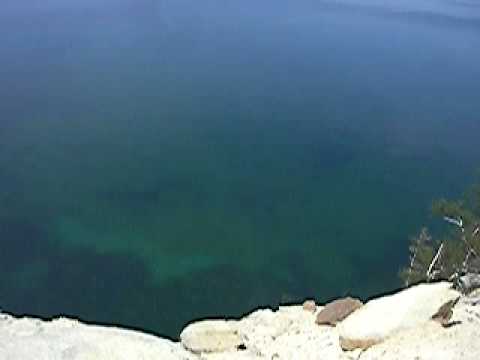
left=316, top=297, right=363, bottom=326
left=302, top=300, right=317, bottom=313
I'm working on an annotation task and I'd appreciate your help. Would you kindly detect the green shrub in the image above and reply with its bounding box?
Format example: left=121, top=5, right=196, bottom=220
left=400, top=184, right=480, bottom=286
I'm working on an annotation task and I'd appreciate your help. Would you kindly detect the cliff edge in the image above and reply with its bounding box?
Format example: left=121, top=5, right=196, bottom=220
left=1, top=282, right=479, bottom=360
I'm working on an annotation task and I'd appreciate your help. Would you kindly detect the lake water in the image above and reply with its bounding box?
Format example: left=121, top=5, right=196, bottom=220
left=1, top=0, right=479, bottom=338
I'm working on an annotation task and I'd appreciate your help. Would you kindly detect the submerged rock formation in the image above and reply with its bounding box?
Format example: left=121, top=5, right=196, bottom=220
left=1, top=282, right=480, bottom=359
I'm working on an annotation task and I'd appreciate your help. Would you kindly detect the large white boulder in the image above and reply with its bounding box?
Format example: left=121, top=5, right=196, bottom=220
left=180, top=320, right=243, bottom=354
left=0, top=313, right=195, bottom=360
left=360, top=292, right=480, bottom=360
left=337, top=281, right=460, bottom=350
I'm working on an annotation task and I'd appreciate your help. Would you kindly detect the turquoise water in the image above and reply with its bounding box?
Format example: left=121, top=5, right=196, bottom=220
left=1, top=0, right=479, bottom=337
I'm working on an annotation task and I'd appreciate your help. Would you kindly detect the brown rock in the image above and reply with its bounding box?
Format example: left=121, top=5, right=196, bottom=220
left=302, top=300, right=317, bottom=313
left=316, top=297, right=363, bottom=326
left=431, top=296, right=460, bottom=327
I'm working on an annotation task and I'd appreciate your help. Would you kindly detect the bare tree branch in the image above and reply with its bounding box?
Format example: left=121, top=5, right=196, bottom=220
left=427, top=242, right=444, bottom=280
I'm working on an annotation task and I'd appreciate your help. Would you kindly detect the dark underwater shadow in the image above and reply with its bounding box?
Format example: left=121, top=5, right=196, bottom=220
left=0, top=215, right=401, bottom=339
left=0, top=217, right=321, bottom=338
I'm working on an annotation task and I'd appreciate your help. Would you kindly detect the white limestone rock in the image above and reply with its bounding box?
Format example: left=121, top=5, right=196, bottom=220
left=197, top=306, right=355, bottom=360
left=337, top=281, right=461, bottom=350
left=360, top=292, right=480, bottom=360
left=237, top=307, right=300, bottom=350
left=2, top=283, right=479, bottom=360
left=180, top=320, right=243, bottom=354
left=0, top=313, right=194, bottom=360
left=198, top=351, right=261, bottom=360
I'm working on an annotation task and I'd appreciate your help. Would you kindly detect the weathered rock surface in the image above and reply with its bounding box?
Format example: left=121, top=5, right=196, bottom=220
left=236, top=306, right=348, bottom=360
left=180, top=320, right=243, bottom=354
left=0, top=313, right=195, bottom=360
left=302, top=300, right=317, bottom=313
left=337, top=281, right=460, bottom=350
left=360, top=291, right=480, bottom=360
left=1, top=283, right=479, bottom=360
left=431, top=296, right=461, bottom=326
left=316, top=297, right=363, bottom=326
left=457, top=273, right=480, bottom=293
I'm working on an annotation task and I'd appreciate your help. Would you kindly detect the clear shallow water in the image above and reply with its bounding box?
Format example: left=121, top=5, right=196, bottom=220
left=1, top=0, right=479, bottom=337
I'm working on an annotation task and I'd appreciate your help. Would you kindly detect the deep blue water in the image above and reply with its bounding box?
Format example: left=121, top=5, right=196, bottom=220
left=1, top=0, right=479, bottom=338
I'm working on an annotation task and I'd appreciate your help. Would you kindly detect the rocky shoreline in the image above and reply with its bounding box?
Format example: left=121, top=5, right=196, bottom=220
left=1, top=281, right=479, bottom=359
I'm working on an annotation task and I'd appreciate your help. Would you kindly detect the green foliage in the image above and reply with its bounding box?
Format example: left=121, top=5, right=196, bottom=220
left=400, top=183, right=480, bottom=286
